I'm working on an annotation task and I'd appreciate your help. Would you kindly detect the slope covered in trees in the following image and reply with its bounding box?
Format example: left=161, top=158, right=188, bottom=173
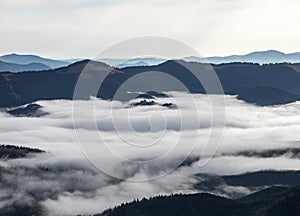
left=98, top=185, right=300, bottom=216
left=1, top=61, right=300, bottom=107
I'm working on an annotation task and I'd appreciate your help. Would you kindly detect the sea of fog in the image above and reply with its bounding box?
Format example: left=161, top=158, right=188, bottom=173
left=0, top=92, right=300, bottom=215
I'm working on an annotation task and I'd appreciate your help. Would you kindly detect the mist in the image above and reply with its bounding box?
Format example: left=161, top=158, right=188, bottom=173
left=0, top=92, right=300, bottom=215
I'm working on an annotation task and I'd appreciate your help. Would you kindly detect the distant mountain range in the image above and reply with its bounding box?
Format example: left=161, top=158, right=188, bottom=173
left=97, top=57, right=167, bottom=68
left=100, top=50, right=300, bottom=68
left=1, top=60, right=300, bottom=107
left=1, top=50, right=300, bottom=72
left=184, top=50, right=300, bottom=65
left=0, top=60, right=50, bottom=72
left=0, top=53, right=75, bottom=72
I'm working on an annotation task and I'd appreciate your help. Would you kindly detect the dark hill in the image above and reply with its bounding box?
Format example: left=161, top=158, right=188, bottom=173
left=0, top=60, right=115, bottom=107
left=98, top=185, right=300, bottom=216
left=100, top=193, right=239, bottom=216
left=1, top=60, right=300, bottom=107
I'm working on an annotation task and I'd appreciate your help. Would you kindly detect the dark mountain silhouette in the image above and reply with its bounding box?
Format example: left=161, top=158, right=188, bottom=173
left=222, top=170, right=300, bottom=187
left=237, top=86, right=300, bottom=106
left=98, top=185, right=300, bottom=216
left=1, top=60, right=300, bottom=108
left=0, top=60, right=50, bottom=72
left=0, top=53, right=69, bottom=69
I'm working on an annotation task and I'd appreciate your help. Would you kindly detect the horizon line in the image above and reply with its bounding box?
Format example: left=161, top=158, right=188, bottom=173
left=0, top=49, right=300, bottom=61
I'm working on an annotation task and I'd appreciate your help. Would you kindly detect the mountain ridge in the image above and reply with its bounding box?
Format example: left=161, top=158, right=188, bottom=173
left=184, top=50, right=300, bottom=65
left=1, top=60, right=300, bottom=107
left=1, top=50, right=300, bottom=72
left=0, top=53, right=70, bottom=70
left=0, top=60, right=51, bottom=72
left=97, top=185, right=300, bottom=216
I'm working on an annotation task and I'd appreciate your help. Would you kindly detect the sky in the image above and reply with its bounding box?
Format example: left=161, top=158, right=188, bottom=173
left=0, top=0, right=300, bottom=59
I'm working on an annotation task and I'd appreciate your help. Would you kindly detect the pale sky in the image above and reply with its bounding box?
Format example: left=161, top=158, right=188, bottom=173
left=0, top=0, right=300, bottom=58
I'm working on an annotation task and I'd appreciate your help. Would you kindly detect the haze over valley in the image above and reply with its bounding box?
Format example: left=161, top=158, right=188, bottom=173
left=2, top=0, right=300, bottom=215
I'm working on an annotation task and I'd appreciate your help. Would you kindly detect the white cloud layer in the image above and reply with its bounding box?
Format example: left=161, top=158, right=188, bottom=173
left=0, top=92, right=300, bottom=215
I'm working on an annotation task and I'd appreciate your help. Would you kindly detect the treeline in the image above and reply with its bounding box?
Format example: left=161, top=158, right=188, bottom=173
left=95, top=185, right=300, bottom=216
left=0, top=144, right=44, bottom=159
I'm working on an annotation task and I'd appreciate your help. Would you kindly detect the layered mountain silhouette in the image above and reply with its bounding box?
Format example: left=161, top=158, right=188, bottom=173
left=98, top=57, right=167, bottom=68
left=0, top=60, right=50, bottom=72
left=98, top=185, right=300, bottom=216
left=0, top=53, right=70, bottom=71
left=184, top=50, right=300, bottom=65
left=95, top=50, right=300, bottom=68
left=100, top=50, right=300, bottom=67
left=1, top=60, right=300, bottom=107
left=1, top=50, right=300, bottom=72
